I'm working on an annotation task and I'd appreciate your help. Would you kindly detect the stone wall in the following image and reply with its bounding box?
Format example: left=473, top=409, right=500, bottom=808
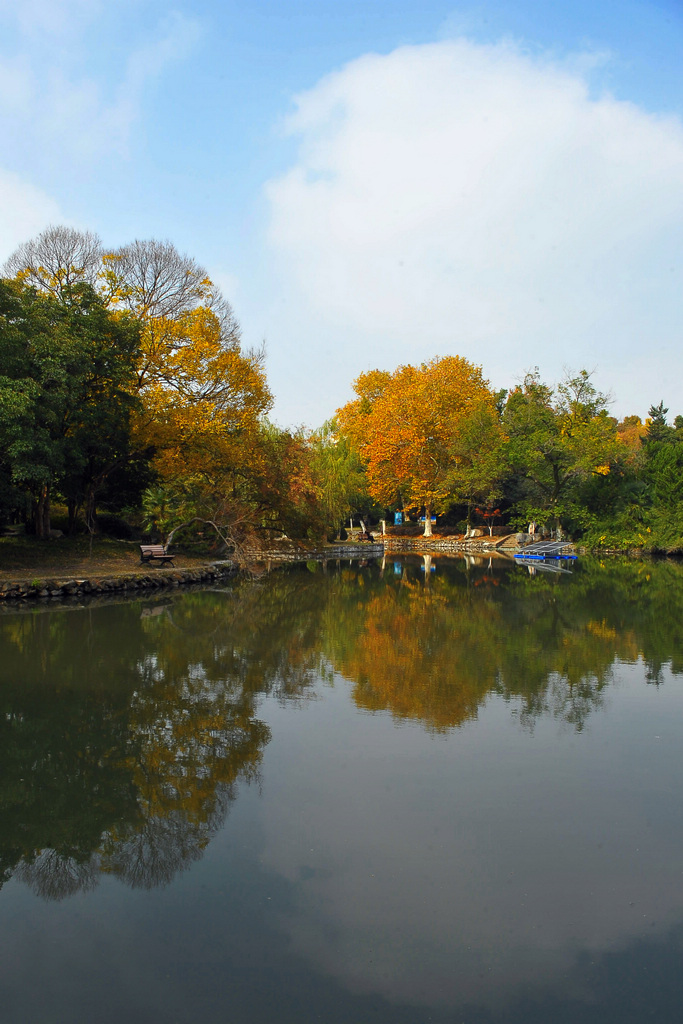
left=383, top=535, right=513, bottom=554
left=0, top=563, right=235, bottom=602
left=245, top=543, right=385, bottom=562
left=0, top=538, right=536, bottom=603
left=0, top=547, right=391, bottom=602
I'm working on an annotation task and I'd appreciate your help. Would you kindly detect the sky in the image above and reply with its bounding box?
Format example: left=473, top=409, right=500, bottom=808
left=1, top=0, right=682, bottom=427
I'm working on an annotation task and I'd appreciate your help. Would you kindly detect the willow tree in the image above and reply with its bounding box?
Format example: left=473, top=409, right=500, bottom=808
left=308, top=418, right=372, bottom=538
left=338, top=356, right=501, bottom=536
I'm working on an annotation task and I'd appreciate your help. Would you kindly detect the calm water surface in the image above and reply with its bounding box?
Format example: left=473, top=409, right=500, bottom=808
left=1, top=554, right=683, bottom=1023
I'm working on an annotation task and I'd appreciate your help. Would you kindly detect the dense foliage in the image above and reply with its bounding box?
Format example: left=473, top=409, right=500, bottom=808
left=1, top=225, right=682, bottom=551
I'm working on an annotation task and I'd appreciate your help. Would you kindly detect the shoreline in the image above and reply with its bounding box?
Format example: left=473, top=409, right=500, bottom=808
left=4, top=538, right=681, bottom=603
left=0, top=544, right=386, bottom=602
left=0, top=562, right=236, bottom=603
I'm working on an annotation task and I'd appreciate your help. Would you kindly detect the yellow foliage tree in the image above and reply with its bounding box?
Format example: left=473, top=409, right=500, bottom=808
left=100, top=241, right=272, bottom=531
left=133, top=307, right=271, bottom=480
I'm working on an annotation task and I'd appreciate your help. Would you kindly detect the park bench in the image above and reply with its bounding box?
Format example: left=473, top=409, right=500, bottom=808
left=139, top=544, right=175, bottom=566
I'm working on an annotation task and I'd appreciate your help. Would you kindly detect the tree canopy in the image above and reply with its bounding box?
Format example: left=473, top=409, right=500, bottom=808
left=1, top=228, right=271, bottom=541
left=3, top=225, right=683, bottom=552
left=503, top=369, right=624, bottom=529
left=338, top=356, right=502, bottom=535
left=0, top=278, right=142, bottom=537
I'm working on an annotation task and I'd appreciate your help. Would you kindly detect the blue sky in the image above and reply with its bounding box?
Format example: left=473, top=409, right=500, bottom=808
left=1, top=0, right=682, bottom=426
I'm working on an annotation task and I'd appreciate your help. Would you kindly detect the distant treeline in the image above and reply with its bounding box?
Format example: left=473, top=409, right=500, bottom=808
left=1, top=226, right=681, bottom=552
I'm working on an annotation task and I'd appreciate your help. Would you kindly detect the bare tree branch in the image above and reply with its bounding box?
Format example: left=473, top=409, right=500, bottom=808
left=3, top=225, right=103, bottom=298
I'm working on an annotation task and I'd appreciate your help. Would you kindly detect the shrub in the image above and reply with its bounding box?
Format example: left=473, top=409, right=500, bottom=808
left=96, top=513, right=134, bottom=539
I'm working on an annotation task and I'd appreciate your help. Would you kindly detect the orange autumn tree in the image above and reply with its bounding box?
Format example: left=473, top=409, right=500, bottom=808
left=338, top=356, right=500, bottom=536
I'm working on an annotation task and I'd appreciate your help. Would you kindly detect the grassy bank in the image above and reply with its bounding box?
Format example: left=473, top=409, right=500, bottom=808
left=0, top=535, right=221, bottom=582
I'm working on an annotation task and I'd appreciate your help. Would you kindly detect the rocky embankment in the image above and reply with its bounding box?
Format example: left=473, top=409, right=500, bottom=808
left=383, top=533, right=524, bottom=553
left=245, top=543, right=385, bottom=562
left=0, top=563, right=235, bottom=602
left=0, top=535, right=573, bottom=603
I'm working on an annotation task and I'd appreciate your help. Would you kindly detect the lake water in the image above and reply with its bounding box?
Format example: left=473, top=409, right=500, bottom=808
left=1, top=554, right=683, bottom=1023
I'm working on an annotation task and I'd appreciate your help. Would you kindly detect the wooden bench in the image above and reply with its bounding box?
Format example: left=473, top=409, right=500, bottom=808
left=139, top=544, right=175, bottom=566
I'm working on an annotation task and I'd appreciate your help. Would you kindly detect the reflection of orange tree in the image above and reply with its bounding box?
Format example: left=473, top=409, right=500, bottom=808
left=97, top=577, right=332, bottom=889
left=323, top=564, right=641, bottom=733
left=5, top=557, right=683, bottom=898
left=334, top=581, right=501, bottom=732
left=0, top=592, right=276, bottom=898
left=6, top=660, right=270, bottom=897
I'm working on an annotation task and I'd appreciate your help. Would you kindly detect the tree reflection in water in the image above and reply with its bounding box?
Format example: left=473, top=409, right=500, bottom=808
left=1, top=554, right=682, bottom=901
left=16, top=849, right=99, bottom=901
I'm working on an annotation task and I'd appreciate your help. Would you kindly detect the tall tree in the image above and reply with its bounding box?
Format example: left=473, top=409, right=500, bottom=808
left=446, top=399, right=508, bottom=532
left=100, top=239, right=271, bottom=532
left=338, top=356, right=500, bottom=536
left=309, top=418, right=372, bottom=538
left=5, top=229, right=270, bottom=537
left=0, top=279, right=142, bottom=536
left=645, top=401, right=676, bottom=446
left=503, top=369, right=623, bottom=530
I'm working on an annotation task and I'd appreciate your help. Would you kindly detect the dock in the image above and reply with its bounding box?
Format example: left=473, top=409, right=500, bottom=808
left=514, top=541, right=577, bottom=560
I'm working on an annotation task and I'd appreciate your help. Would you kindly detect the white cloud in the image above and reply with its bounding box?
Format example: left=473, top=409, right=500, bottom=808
left=0, top=170, right=64, bottom=263
left=257, top=670, right=683, bottom=1011
left=0, top=7, right=201, bottom=160
left=0, top=8, right=201, bottom=269
left=35, top=12, right=202, bottom=159
left=265, top=39, right=683, bottom=422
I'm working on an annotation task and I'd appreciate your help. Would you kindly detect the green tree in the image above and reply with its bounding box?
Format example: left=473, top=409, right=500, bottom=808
left=640, top=405, right=683, bottom=547
left=447, top=400, right=508, bottom=533
left=0, top=278, right=142, bottom=537
left=645, top=401, right=675, bottom=446
left=309, top=418, right=371, bottom=538
left=503, top=369, right=622, bottom=532
left=5, top=228, right=271, bottom=540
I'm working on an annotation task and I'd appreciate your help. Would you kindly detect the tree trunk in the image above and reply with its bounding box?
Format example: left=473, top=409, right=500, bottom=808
left=85, top=488, right=97, bottom=534
left=34, top=484, right=51, bottom=539
left=67, top=498, right=79, bottom=536
left=423, top=506, right=433, bottom=537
